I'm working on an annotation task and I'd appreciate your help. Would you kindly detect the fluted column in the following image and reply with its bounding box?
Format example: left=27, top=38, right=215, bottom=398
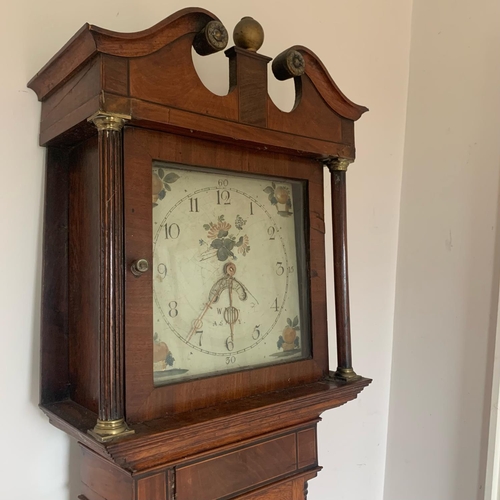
left=87, top=112, right=135, bottom=442
left=326, top=157, right=360, bottom=382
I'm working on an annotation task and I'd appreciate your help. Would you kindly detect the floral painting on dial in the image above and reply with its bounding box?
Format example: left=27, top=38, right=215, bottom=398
left=200, top=215, right=250, bottom=262
left=153, top=332, right=175, bottom=371
left=264, top=182, right=293, bottom=217
left=152, top=168, right=180, bottom=206
left=273, top=316, right=301, bottom=357
left=153, top=332, right=189, bottom=382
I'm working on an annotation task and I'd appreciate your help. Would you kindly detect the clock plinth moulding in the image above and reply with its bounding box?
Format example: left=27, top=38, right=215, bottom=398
left=29, top=8, right=370, bottom=499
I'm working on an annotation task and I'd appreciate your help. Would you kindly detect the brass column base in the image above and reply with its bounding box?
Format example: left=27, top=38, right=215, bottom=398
left=330, top=367, right=361, bottom=383
left=88, top=418, right=135, bottom=443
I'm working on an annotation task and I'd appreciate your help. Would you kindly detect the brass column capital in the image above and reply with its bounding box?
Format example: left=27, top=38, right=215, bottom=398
left=88, top=111, right=131, bottom=132
left=325, top=157, right=352, bottom=172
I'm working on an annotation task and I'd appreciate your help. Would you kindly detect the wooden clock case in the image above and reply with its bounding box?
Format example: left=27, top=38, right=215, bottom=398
left=28, top=8, right=370, bottom=500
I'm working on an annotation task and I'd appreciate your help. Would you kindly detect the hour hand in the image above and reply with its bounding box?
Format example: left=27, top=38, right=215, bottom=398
left=231, top=278, right=248, bottom=301
left=208, top=277, right=228, bottom=303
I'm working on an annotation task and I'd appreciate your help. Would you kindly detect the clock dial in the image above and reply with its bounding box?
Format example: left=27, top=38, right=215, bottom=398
left=152, top=163, right=310, bottom=385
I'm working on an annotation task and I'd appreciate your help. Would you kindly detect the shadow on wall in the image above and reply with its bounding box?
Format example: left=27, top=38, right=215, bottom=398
left=462, top=156, right=500, bottom=500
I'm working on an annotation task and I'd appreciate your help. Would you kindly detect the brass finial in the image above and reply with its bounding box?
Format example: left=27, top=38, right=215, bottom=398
left=233, top=17, right=264, bottom=52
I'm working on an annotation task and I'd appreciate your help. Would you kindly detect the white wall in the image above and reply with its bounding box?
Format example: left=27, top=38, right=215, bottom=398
left=0, top=1, right=411, bottom=499
left=384, top=1, right=500, bottom=499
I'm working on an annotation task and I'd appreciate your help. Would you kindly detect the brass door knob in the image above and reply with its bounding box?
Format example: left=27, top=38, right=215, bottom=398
left=131, top=259, right=149, bottom=276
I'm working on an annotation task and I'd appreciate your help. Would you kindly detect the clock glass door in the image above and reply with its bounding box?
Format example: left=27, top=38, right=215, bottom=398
left=152, top=162, right=310, bottom=386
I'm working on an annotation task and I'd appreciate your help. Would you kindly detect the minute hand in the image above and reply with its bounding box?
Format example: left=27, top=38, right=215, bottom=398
left=222, top=264, right=248, bottom=345
left=186, top=278, right=226, bottom=343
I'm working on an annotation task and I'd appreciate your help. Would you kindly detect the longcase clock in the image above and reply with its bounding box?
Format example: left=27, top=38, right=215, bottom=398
left=28, top=8, right=370, bottom=500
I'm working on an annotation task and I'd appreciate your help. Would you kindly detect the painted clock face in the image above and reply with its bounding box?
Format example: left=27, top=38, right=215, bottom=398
left=152, top=162, right=310, bottom=386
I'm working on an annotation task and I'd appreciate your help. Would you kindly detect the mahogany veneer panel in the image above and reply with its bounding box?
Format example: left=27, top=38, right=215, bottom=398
left=102, top=54, right=128, bottom=95
left=129, top=36, right=238, bottom=120
left=137, top=472, right=167, bottom=500
left=176, top=434, right=297, bottom=500
left=267, top=77, right=344, bottom=144
left=237, top=480, right=295, bottom=500
left=297, top=428, right=317, bottom=469
left=234, top=470, right=319, bottom=500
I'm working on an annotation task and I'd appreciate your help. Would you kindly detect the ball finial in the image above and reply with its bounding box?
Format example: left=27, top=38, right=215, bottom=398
left=233, top=17, right=264, bottom=52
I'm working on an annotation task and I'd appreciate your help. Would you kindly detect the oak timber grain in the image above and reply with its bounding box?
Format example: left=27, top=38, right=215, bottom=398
left=28, top=23, right=97, bottom=100
left=40, top=147, right=70, bottom=404
left=80, top=487, right=105, bottom=500
left=80, top=445, right=134, bottom=500
left=89, top=8, right=219, bottom=57
left=40, top=57, right=100, bottom=132
left=124, top=127, right=328, bottom=422
left=267, top=76, right=344, bottom=144
left=27, top=8, right=222, bottom=100
left=292, top=46, right=368, bottom=121
left=176, top=434, right=297, bottom=500
left=77, top=429, right=320, bottom=500
left=29, top=10, right=365, bottom=156
left=341, top=116, right=355, bottom=146
left=69, top=136, right=100, bottom=413
left=41, top=378, right=370, bottom=472
left=39, top=95, right=100, bottom=147
left=227, top=46, right=271, bottom=126
left=137, top=472, right=167, bottom=500
left=101, top=54, right=128, bottom=95
left=233, top=470, right=320, bottom=500
left=129, top=36, right=238, bottom=121
left=128, top=98, right=355, bottom=160
left=39, top=90, right=356, bottom=158
left=236, top=480, right=295, bottom=500
left=297, top=428, right=317, bottom=469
